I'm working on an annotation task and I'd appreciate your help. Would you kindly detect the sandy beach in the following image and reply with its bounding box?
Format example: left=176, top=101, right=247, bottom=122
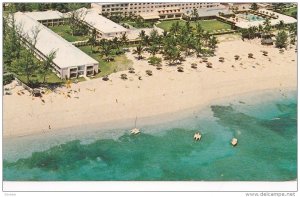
left=3, top=38, right=297, bottom=138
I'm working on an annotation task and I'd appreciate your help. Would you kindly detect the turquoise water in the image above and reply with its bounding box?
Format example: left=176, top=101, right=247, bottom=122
left=239, top=13, right=265, bottom=22
left=3, top=90, right=297, bottom=181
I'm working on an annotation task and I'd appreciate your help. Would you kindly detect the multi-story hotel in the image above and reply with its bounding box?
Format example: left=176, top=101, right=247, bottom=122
left=91, top=2, right=223, bottom=16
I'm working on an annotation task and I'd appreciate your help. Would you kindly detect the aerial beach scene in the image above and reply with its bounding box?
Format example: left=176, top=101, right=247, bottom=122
left=2, top=1, right=298, bottom=190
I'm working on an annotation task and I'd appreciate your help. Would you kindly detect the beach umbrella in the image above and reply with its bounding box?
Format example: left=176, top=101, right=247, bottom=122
left=146, top=70, right=153, bottom=76
left=262, top=50, right=268, bottom=56
left=202, top=57, right=208, bottom=62
left=191, top=63, right=197, bottom=69
left=248, top=53, right=254, bottom=58
left=128, top=67, right=135, bottom=73
left=156, top=64, right=163, bottom=70
left=234, top=55, right=240, bottom=60
left=32, top=89, right=41, bottom=97
left=102, top=75, right=109, bottom=81
left=206, top=62, right=213, bottom=68
left=121, top=73, right=128, bottom=80
left=177, top=66, right=184, bottom=72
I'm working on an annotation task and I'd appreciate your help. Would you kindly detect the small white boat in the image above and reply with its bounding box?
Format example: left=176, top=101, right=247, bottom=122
left=231, top=138, right=238, bottom=146
left=130, top=128, right=140, bottom=135
left=194, top=132, right=202, bottom=141
left=130, top=116, right=140, bottom=135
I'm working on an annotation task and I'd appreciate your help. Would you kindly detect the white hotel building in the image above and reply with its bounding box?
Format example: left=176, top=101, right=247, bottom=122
left=13, top=12, right=99, bottom=79
left=91, top=2, right=223, bottom=16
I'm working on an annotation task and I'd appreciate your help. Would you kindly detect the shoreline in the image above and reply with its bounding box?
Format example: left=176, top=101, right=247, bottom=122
left=3, top=39, right=297, bottom=139
left=4, top=85, right=297, bottom=140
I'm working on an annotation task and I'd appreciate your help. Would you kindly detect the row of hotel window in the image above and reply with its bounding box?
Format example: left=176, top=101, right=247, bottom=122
left=102, top=3, right=219, bottom=8
left=102, top=5, right=218, bottom=12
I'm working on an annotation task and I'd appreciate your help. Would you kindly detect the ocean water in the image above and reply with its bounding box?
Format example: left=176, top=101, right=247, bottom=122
left=3, top=90, right=297, bottom=181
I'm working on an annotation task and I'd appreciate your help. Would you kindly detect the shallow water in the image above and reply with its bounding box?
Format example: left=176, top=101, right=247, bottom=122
left=3, top=90, right=297, bottom=181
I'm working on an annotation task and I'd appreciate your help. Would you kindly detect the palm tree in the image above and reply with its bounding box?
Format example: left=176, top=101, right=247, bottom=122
left=120, top=33, right=129, bottom=47
left=142, top=35, right=150, bottom=46
left=191, top=8, right=199, bottom=20
left=174, top=50, right=183, bottom=64
left=148, top=56, right=162, bottom=67
left=195, top=22, right=204, bottom=38
left=194, top=42, right=203, bottom=57
left=133, top=45, right=145, bottom=60
left=163, top=45, right=178, bottom=64
left=112, top=37, right=120, bottom=49
left=276, top=20, right=285, bottom=30
left=185, top=20, right=193, bottom=33
left=203, top=32, right=211, bottom=46
left=41, top=50, right=56, bottom=84
left=139, top=30, right=146, bottom=41
left=258, top=24, right=264, bottom=38
left=208, top=36, right=218, bottom=50
left=248, top=26, right=257, bottom=39
left=88, top=29, right=97, bottom=52
left=149, top=29, right=159, bottom=43
left=100, top=43, right=113, bottom=62
left=263, top=18, right=272, bottom=35
left=181, top=35, right=195, bottom=56
left=148, top=44, right=159, bottom=57
left=250, top=3, right=258, bottom=10
left=288, top=23, right=297, bottom=35
left=170, top=21, right=181, bottom=35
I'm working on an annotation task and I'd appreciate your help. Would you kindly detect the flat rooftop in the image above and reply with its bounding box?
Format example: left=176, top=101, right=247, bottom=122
left=23, top=10, right=65, bottom=21
left=79, top=8, right=128, bottom=34
left=14, top=12, right=98, bottom=69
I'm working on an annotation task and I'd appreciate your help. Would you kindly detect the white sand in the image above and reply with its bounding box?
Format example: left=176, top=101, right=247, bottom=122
left=3, top=38, right=297, bottom=138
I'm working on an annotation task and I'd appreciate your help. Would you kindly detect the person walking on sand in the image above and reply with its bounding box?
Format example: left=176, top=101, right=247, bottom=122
left=49, top=125, right=51, bottom=130
left=116, top=99, right=118, bottom=103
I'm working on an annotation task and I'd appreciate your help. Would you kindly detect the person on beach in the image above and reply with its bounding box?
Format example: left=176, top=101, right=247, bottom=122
left=49, top=125, right=51, bottom=130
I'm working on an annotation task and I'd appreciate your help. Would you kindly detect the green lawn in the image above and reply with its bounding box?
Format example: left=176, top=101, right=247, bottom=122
left=123, top=21, right=154, bottom=28
left=17, top=72, right=63, bottom=84
left=78, top=45, right=133, bottom=78
left=281, top=6, right=297, bottom=17
left=49, top=25, right=89, bottom=42
left=157, top=19, right=232, bottom=33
